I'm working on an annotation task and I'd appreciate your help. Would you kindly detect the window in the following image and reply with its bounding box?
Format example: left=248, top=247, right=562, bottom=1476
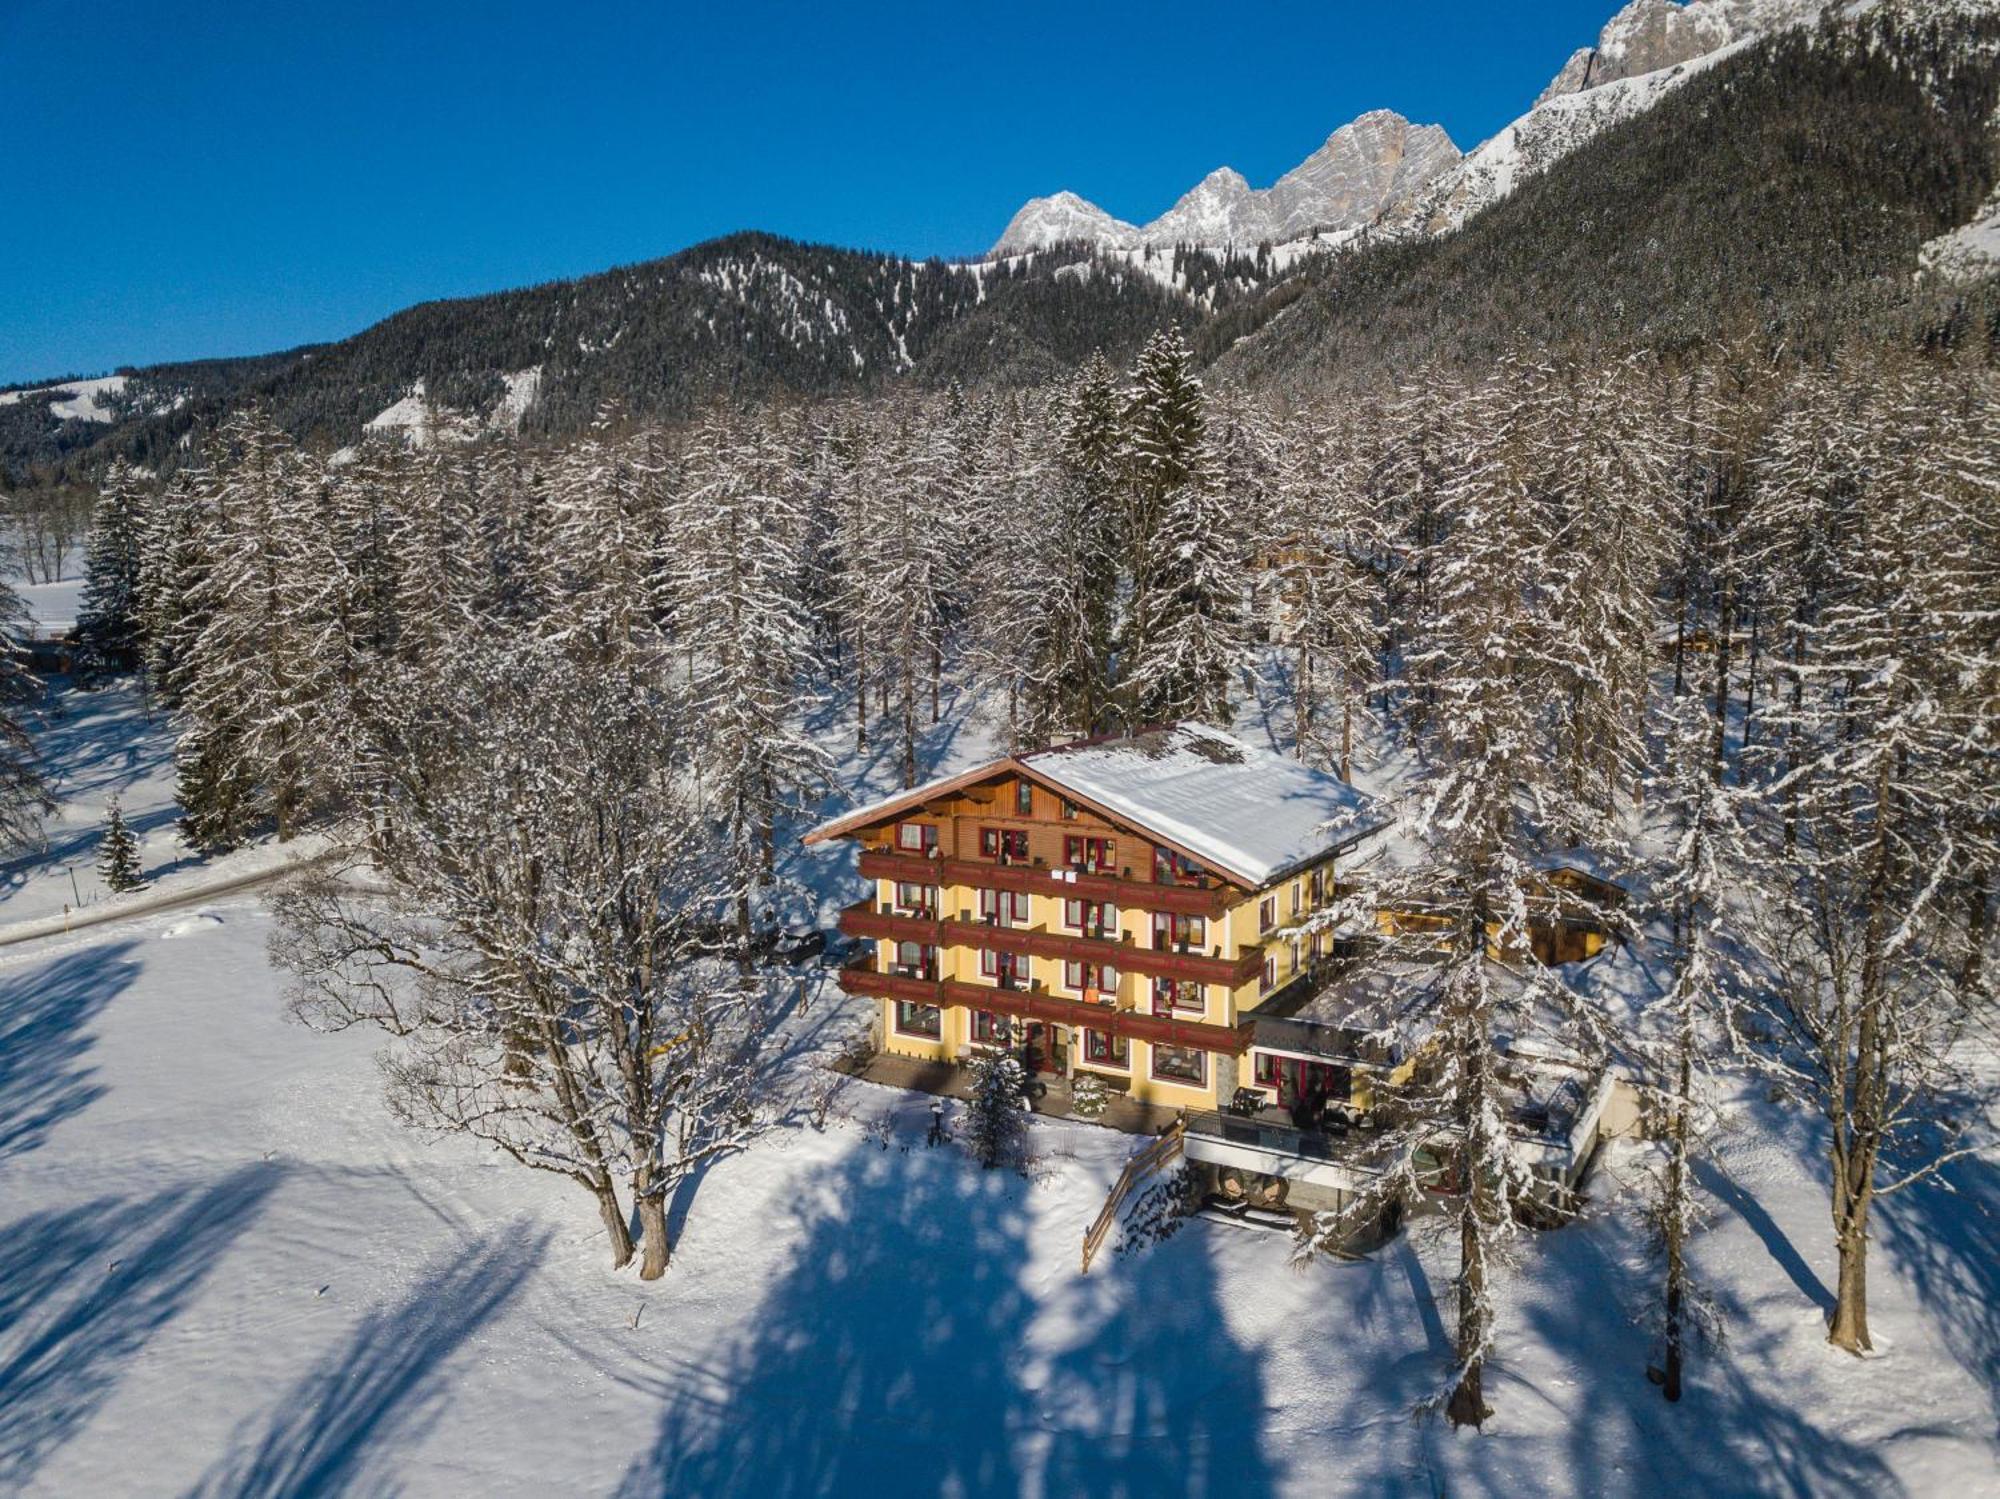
left=1150, top=1044, right=1205, bottom=1085
left=1015, top=781, right=1034, bottom=816
left=1154, top=848, right=1207, bottom=886
left=1060, top=798, right=1080, bottom=821
left=972, top=1010, right=1008, bottom=1045
left=1290, top=882, right=1302, bottom=917
left=1151, top=912, right=1205, bottom=950
left=894, top=1001, right=941, bottom=1038
left=894, top=941, right=937, bottom=978
left=980, top=949, right=1029, bottom=986
left=978, top=888, right=1030, bottom=927
left=1084, top=1028, right=1129, bottom=1068
left=1152, top=977, right=1205, bottom=1015
left=1261, top=956, right=1277, bottom=994
left=894, top=882, right=937, bottom=916
left=1253, top=1051, right=1350, bottom=1107
left=1258, top=896, right=1277, bottom=933
left=1063, top=835, right=1116, bottom=873
left=1309, top=868, right=1324, bottom=904
left=1064, top=960, right=1119, bottom=996
left=896, top=822, right=937, bottom=854
left=980, top=827, right=1030, bottom=862
left=1064, top=898, right=1117, bottom=935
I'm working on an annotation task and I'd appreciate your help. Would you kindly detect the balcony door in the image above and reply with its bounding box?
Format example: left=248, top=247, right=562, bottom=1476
left=1021, top=1021, right=1066, bottom=1075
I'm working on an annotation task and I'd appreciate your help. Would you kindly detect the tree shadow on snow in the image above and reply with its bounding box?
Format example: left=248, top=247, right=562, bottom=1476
left=0, top=1161, right=285, bottom=1486
left=1693, top=1157, right=1835, bottom=1316
left=616, top=1139, right=1037, bottom=1498
left=0, top=940, right=139, bottom=1166
left=1035, top=1231, right=1281, bottom=1499
left=618, top=1133, right=1283, bottom=1499
left=1491, top=1210, right=1900, bottom=1499
left=1874, top=1147, right=2000, bottom=1440
left=188, top=1220, right=551, bottom=1498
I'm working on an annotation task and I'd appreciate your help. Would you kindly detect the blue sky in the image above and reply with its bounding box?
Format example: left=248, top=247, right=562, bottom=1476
left=0, top=1, right=1613, bottom=384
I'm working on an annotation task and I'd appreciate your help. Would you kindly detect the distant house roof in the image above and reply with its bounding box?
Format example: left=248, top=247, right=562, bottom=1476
left=805, top=722, right=1388, bottom=889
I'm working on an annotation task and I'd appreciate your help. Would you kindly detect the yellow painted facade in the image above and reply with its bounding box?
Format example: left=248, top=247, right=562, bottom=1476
left=852, top=771, right=1354, bottom=1111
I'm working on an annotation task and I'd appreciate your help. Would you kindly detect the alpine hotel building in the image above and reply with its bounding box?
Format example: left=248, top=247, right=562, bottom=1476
left=804, top=723, right=1388, bottom=1111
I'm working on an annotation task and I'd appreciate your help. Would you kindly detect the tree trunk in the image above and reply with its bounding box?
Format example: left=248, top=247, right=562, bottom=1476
left=1738, top=604, right=1761, bottom=777
left=596, top=1184, right=636, bottom=1271
left=1829, top=1215, right=1872, bottom=1353
left=855, top=640, right=867, bottom=751
left=637, top=1193, right=671, bottom=1280
left=1959, top=866, right=1992, bottom=998
left=1662, top=1029, right=1693, bottom=1401
left=901, top=664, right=918, bottom=790
left=1447, top=1197, right=1491, bottom=1428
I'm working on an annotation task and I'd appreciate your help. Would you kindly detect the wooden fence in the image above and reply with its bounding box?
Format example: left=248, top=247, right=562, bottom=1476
left=1080, top=1119, right=1184, bottom=1273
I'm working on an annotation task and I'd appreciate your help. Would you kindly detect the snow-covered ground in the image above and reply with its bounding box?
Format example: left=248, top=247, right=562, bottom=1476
left=0, top=373, right=128, bottom=424
left=16, top=573, right=85, bottom=636
left=0, top=683, right=191, bottom=926
left=1, top=676, right=1996, bottom=1496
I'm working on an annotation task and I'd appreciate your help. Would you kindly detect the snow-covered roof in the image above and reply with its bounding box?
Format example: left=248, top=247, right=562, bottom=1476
left=805, top=722, right=1387, bottom=890
left=1021, top=724, right=1385, bottom=887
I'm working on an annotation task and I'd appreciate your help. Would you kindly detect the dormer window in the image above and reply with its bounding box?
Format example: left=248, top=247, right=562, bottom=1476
left=1015, top=781, right=1034, bottom=816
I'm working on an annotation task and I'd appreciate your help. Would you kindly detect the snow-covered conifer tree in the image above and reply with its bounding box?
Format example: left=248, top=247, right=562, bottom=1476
left=179, top=410, right=342, bottom=840
left=74, top=459, right=149, bottom=675
left=1120, top=327, right=1209, bottom=690
left=1295, top=365, right=1609, bottom=1429
left=1123, top=477, right=1245, bottom=726
left=1640, top=691, right=1741, bottom=1400
left=1267, top=401, right=1382, bottom=776
left=137, top=471, right=209, bottom=705
left=963, top=1047, right=1028, bottom=1171
left=97, top=797, right=143, bottom=893
left=0, top=553, right=49, bottom=850
left=672, top=407, right=833, bottom=944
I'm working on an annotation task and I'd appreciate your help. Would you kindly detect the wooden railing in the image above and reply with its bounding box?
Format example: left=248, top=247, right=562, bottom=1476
left=833, top=963, right=1251, bottom=1054
left=1082, top=1120, right=1185, bottom=1273
left=859, top=849, right=1233, bottom=919
left=837, top=899, right=1259, bottom=987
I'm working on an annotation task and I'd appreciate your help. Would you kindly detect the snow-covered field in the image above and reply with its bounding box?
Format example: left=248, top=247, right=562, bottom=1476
left=1, top=681, right=1996, bottom=1497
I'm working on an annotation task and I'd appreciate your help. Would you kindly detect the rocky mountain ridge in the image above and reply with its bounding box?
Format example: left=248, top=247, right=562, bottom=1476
left=992, top=0, right=1849, bottom=255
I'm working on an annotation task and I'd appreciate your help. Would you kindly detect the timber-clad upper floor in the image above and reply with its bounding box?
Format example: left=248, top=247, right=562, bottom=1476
left=805, top=722, right=1388, bottom=906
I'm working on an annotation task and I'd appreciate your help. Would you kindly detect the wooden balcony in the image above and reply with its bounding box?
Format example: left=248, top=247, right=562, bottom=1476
left=835, top=961, right=1250, bottom=1054
left=858, top=849, right=1233, bottom=919
left=838, top=901, right=1260, bottom=986
left=834, top=963, right=940, bottom=1005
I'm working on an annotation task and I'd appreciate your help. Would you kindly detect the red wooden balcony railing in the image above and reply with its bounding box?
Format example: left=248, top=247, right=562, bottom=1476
left=858, top=849, right=1233, bottom=919
left=834, top=962, right=1250, bottom=1054
left=838, top=901, right=1259, bottom=986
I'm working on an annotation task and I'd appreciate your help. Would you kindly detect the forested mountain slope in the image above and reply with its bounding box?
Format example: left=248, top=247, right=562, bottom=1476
left=0, top=234, right=1200, bottom=484
left=1218, top=10, right=2000, bottom=381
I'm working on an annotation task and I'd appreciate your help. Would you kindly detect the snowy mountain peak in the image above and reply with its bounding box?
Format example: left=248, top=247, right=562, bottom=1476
left=991, top=191, right=1140, bottom=255
left=989, top=109, right=1460, bottom=256
left=1392, top=0, right=1845, bottom=237
left=1535, top=0, right=1831, bottom=105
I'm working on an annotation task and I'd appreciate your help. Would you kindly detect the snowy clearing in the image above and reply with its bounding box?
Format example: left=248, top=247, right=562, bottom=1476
left=0, top=373, right=128, bottom=424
